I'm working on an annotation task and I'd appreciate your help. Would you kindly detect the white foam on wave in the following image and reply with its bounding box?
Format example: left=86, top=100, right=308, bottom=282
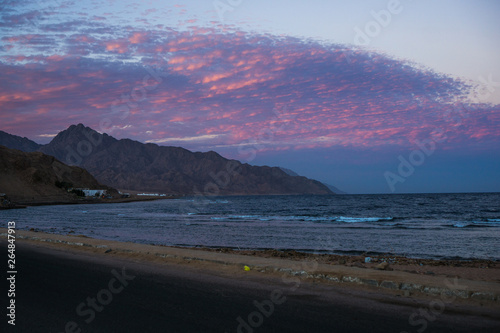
left=209, top=200, right=229, bottom=204
left=473, top=219, right=500, bottom=225
left=336, top=216, right=393, bottom=223
left=207, top=214, right=394, bottom=224
left=229, top=215, right=260, bottom=219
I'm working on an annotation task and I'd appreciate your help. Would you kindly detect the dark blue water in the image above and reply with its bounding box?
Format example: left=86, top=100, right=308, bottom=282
left=1, top=193, right=499, bottom=260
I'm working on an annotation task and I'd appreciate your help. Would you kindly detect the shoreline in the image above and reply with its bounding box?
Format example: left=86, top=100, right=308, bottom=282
left=183, top=245, right=500, bottom=262
left=3, top=228, right=499, bottom=306
left=6, top=194, right=180, bottom=208
left=12, top=227, right=500, bottom=262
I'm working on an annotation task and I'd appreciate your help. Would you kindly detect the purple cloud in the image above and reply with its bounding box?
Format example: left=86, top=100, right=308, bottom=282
left=0, top=21, right=498, bottom=154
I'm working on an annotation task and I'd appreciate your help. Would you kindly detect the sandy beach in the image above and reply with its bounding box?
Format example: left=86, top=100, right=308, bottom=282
left=2, top=229, right=499, bottom=332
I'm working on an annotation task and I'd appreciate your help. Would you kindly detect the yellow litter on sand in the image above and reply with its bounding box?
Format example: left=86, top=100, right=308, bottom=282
left=244, top=265, right=251, bottom=271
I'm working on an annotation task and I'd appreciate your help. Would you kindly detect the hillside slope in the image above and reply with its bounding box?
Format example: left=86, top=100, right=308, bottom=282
left=0, top=145, right=116, bottom=204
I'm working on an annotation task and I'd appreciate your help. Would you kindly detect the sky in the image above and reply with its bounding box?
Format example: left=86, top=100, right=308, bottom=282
left=0, top=0, right=499, bottom=194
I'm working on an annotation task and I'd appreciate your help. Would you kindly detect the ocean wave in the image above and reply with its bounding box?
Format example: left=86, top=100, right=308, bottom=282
left=229, top=215, right=260, bottom=219
left=471, top=220, right=500, bottom=227
left=295, top=216, right=333, bottom=222
left=449, top=222, right=497, bottom=228
left=278, top=215, right=394, bottom=223
left=202, top=214, right=396, bottom=224
left=335, top=216, right=393, bottom=223
left=392, top=225, right=410, bottom=229
left=382, top=222, right=406, bottom=228
left=209, top=200, right=229, bottom=204
left=210, top=217, right=227, bottom=220
left=210, top=215, right=335, bottom=222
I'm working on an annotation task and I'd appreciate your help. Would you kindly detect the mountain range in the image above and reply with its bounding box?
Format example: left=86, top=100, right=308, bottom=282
left=0, top=130, right=41, bottom=152
left=1, top=124, right=337, bottom=195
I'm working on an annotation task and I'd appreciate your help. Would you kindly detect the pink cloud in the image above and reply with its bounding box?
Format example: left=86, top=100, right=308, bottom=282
left=105, top=41, right=128, bottom=53
left=0, top=26, right=498, bottom=154
left=129, top=32, right=148, bottom=44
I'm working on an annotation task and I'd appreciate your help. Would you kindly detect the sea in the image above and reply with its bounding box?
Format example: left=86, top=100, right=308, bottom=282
left=2, top=193, right=499, bottom=260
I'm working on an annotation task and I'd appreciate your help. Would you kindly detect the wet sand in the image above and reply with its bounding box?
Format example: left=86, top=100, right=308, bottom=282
left=2, top=230, right=499, bottom=332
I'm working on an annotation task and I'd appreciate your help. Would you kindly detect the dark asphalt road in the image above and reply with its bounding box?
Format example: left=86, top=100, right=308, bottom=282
left=2, top=240, right=499, bottom=333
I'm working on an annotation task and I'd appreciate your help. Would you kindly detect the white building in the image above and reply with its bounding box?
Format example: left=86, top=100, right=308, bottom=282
left=77, top=189, right=107, bottom=197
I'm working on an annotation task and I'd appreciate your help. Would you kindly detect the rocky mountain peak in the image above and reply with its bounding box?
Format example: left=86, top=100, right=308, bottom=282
left=39, top=124, right=116, bottom=166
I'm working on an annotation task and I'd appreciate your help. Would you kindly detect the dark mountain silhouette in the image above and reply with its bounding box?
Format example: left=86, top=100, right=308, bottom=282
left=323, top=183, right=347, bottom=195
left=279, top=167, right=347, bottom=194
left=0, top=145, right=116, bottom=204
left=0, top=130, right=41, bottom=152
left=279, top=167, right=300, bottom=177
left=36, top=124, right=333, bottom=195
